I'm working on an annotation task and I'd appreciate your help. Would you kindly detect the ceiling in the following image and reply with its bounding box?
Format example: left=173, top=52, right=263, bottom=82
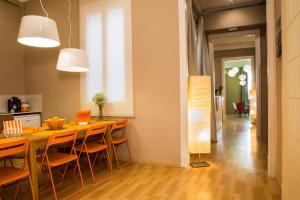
left=209, top=30, right=258, bottom=51
left=195, top=0, right=265, bottom=13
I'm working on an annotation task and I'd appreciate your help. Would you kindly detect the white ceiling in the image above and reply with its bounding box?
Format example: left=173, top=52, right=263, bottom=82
left=198, top=0, right=265, bottom=11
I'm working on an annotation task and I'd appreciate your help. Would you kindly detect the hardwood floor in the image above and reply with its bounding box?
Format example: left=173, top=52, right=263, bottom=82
left=3, top=116, right=281, bottom=200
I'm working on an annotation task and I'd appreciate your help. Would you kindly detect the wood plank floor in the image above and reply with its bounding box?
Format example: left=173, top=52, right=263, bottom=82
left=4, top=116, right=281, bottom=200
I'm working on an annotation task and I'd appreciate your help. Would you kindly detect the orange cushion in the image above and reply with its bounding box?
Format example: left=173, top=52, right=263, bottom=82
left=3, top=119, right=22, bottom=135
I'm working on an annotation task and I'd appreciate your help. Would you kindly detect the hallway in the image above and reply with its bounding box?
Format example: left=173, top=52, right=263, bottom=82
left=68, top=117, right=281, bottom=200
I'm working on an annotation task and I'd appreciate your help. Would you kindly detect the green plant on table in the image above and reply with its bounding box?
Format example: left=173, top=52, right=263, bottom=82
left=92, top=93, right=105, bottom=119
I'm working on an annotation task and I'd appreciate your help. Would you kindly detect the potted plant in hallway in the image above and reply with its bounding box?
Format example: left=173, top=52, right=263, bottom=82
left=93, top=93, right=105, bottom=120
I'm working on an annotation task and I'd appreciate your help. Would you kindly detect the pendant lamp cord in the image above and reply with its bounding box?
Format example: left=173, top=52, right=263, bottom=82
left=39, top=0, right=49, bottom=18
left=68, top=0, right=72, bottom=48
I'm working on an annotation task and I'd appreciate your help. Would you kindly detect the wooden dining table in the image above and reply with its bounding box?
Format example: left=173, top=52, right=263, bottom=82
left=0, top=120, right=116, bottom=200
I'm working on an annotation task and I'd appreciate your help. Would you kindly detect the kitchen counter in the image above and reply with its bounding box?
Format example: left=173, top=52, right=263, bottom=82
left=0, top=111, right=41, bottom=116
left=9, top=111, right=41, bottom=116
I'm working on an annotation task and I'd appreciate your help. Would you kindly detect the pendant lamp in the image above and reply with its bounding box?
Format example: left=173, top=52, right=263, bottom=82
left=56, top=0, right=89, bottom=72
left=57, top=48, right=89, bottom=72
left=239, top=74, right=247, bottom=81
left=18, top=0, right=60, bottom=48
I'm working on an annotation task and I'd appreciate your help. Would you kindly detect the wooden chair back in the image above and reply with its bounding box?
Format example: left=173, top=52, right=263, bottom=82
left=0, top=138, right=29, bottom=169
left=111, top=119, right=128, bottom=138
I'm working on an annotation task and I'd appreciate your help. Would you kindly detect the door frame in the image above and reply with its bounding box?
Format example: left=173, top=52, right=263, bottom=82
left=266, top=0, right=278, bottom=178
left=178, top=0, right=189, bottom=167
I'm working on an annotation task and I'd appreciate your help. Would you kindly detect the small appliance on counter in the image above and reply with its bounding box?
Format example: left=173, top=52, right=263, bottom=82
left=7, top=96, right=21, bottom=113
left=21, top=103, right=30, bottom=112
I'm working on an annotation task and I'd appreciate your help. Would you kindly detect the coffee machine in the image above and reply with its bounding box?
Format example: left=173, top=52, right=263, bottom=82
left=8, top=96, right=21, bottom=113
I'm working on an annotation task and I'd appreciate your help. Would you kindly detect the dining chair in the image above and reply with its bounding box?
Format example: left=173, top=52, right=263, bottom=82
left=74, top=124, right=112, bottom=183
left=0, top=114, right=13, bottom=133
left=0, top=138, right=35, bottom=200
left=111, top=119, right=132, bottom=168
left=2, top=125, right=38, bottom=168
left=40, top=129, right=84, bottom=200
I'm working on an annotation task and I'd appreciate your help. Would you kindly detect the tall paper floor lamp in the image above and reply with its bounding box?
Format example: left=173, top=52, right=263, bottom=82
left=188, top=76, right=211, bottom=168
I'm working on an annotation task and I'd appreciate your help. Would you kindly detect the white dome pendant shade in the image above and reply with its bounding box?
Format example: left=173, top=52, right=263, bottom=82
left=228, top=69, right=236, bottom=77
left=239, top=74, right=247, bottom=81
left=240, top=80, right=246, bottom=86
left=57, top=48, right=89, bottom=72
left=243, top=64, right=251, bottom=73
left=18, top=15, right=60, bottom=48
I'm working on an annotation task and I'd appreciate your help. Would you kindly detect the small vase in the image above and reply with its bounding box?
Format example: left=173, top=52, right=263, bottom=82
left=98, top=105, right=103, bottom=120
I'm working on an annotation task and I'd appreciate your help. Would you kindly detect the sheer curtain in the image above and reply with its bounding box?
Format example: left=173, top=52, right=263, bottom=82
left=196, top=17, right=217, bottom=142
left=79, top=0, right=133, bottom=117
left=186, top=0, right=198, bottom=75
left=196, top=18, right=210, bottom=75
left=187, top=1, right=217, bottom=142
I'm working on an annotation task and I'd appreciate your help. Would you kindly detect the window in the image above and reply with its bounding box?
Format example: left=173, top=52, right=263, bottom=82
left=80, top=0, right=133, bottom=116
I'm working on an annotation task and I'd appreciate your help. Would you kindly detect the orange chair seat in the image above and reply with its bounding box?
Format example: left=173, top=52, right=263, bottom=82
left=41, top=153, right=78, bottom=167
left=75, top=143, right=107, bottom=153
left=112, top=137, right=128, bottom=144
left=0, top=167, right=29, bottom=185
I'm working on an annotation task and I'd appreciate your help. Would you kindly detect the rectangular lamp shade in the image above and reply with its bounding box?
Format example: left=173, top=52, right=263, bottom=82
left=249, top=89, right=257, bottom=124
left=188, top=76, right=211, bottom=154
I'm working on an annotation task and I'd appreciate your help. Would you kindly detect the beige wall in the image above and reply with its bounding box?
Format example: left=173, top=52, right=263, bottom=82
left=0, top=1, right=25, bottom=95
left=21, top=0, right=182, bottom=166
left=129, top=0, right=181, bottom=165
left=24, top=0, right=80, bottom=120
left=282, top=0, right=300, bottom=199
left=204, top=5, right=266, bottom=31
left=214, top=48, right=255, bottom=89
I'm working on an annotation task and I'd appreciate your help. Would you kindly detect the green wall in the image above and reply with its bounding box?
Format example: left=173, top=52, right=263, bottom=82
left=225, top=69, right=242, bottom=114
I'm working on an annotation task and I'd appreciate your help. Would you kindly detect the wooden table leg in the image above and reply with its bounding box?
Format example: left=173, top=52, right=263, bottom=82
left=105, top=125, right=115, bottom=163
left=29, top=142, right=39, bottom=200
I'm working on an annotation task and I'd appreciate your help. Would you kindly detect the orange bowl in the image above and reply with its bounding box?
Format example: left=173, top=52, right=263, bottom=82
left=45, top=117, right=65, bottom=130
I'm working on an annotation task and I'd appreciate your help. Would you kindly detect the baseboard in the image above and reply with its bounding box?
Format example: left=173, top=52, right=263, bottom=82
left=132, top=157, right=181, bottom=167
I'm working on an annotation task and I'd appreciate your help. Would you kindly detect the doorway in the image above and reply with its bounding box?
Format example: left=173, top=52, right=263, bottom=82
left=222, top=57, right=255, bottom=120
